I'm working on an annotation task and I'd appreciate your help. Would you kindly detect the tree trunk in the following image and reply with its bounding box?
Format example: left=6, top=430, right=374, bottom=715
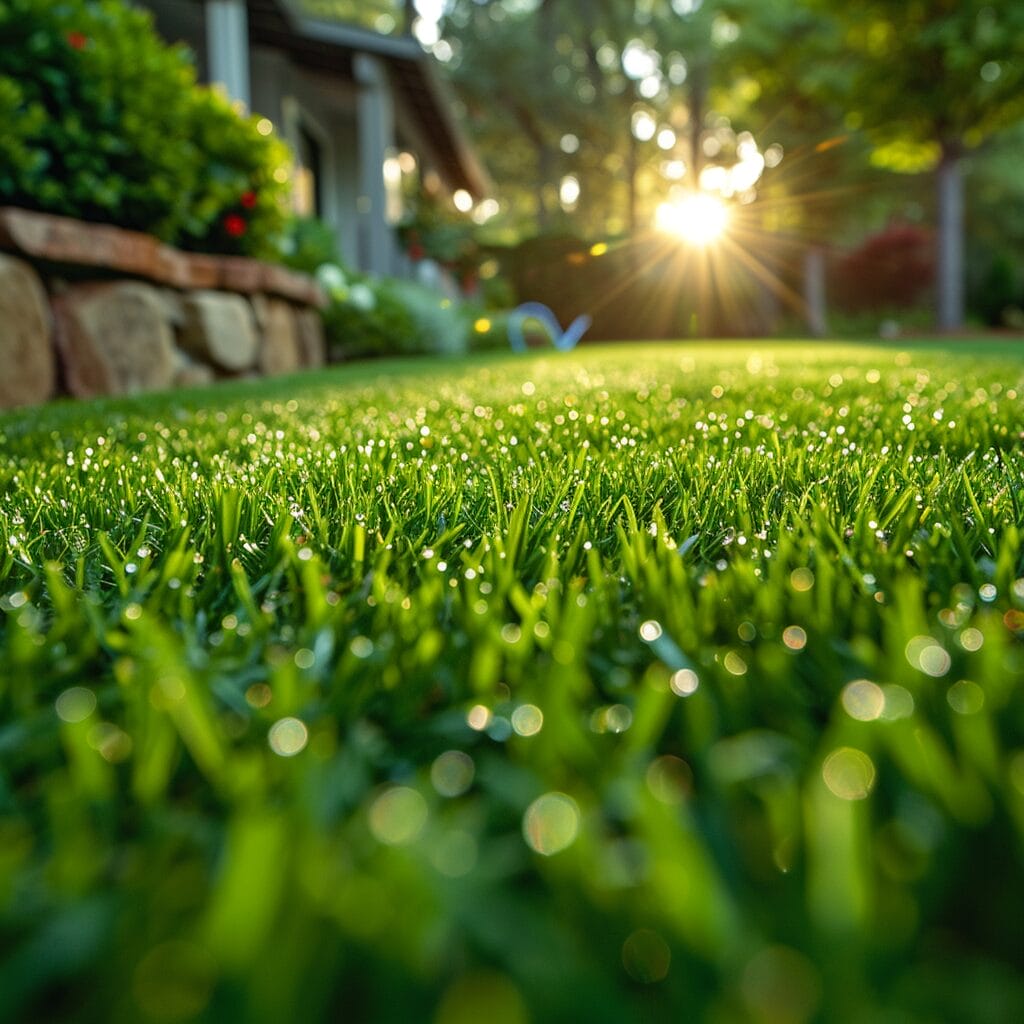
left=803, top=245, right=829, bottom=337
left=537, top=143, right=553, bottom=231
left=627, top=129, right=637, bottom=237
left=936, top=149, right=964, bottom=332
left=688, top=65, right=707, bottom=188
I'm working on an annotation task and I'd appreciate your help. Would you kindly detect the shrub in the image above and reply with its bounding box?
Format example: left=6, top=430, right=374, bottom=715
left=176, top=88, right=292, bottom=259
left=322, top=276, right=424, bottom=360
left=968, top=248, right=1023, bottom=327
left=0, top=0, right=290, bottom=257
left=831, top=223, right=935, bottom=312
left=279, top=216, right=344, bottom=277
left=317, top=267, right=471, bottom=361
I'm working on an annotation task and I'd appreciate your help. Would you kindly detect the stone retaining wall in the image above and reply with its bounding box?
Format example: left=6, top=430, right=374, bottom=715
left=0, top=207, right=327, bottom=411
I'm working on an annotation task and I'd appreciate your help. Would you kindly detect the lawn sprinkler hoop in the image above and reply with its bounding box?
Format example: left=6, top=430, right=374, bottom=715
left=509, top=302, right=591, bottom=352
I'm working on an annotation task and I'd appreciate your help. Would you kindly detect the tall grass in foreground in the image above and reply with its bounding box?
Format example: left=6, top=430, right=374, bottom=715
left=1, top=341, right=1023, bottom=1023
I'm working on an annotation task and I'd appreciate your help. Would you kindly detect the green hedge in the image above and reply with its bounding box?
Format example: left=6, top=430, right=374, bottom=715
left=0, top=0, right=291, bottom=259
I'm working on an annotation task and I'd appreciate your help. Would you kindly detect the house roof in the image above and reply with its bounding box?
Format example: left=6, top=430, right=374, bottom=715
left=246, top=0, right=489, bottom=197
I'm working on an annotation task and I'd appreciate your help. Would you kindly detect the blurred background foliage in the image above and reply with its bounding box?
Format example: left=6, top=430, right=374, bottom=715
left=428, top=0, right=1024, bottom=332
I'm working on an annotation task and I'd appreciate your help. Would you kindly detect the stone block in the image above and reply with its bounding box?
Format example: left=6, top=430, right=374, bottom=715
left=171, top=347, right=215, bottom=388
left=183, top=254, right=221, bottom=289
left=0, top=207, right=158, bottom=278
left=153, top=245, right=192, bottom=289
left=257, top=298, right=302, bottom=376
left=220, top=257, right=264, bottom=293
left=294, top=307, right=326, bottom=367
left=180, top=291, right=259, bottom=371
left=263, top=263, right=327, bottom=308
left=0, top=254, right=55, bottom=409
left=53, top=282, right=176, bottom=398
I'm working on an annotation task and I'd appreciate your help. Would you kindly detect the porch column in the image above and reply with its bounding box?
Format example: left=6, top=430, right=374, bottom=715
left=205, top=0, right=250, bottom=109
left=354, top=53, right=395, bottom=276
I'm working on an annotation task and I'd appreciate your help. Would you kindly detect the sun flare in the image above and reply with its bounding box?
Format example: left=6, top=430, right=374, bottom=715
left=655, top=193, right=729, bottom=245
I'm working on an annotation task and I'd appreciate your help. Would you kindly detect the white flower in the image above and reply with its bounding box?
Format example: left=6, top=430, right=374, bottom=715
left=348, top=282, right=376, bottom=312
left=315, top=262, right=348, bottom=295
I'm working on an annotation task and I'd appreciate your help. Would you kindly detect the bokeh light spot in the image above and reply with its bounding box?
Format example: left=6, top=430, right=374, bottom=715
left=790, top=568, right=815, bottom=592
left=639, top=619, right=662, bottom=641
left=822, top=747, right=876, bottom=801
left=880, top=685, right=915, bottom=721
left=841, top=680, right=885, bottom=722
left=622, top=929, right=671, bottom=983
left=741, top=945, right=821, bottom=1024
left=55, top=686, right=96, bottom=724
left=646, top=755, right=692, bottom=804
left=511, top=704, right=544, bottom=736
left=431, top=830, right=478, bottom=878
left=523, top=792, right=580, bottom=855
left=267, top=717, right=308, bottom=757
left=670, top=668, right=699, bottom=696
left=431, top=750, right=475, bottom=797
left=435, top=971, right=528, bottom=1024
left=467, top=704, right=491, bottom=730
left=905, top=635, right=951, bottom=676
left=369, top=786, right=428, bottom=846
left=947, top=679, right=985, bottom=715
left=133, top=941, right=216, bottom=1021
left=782, top=625, right=807, bottom=650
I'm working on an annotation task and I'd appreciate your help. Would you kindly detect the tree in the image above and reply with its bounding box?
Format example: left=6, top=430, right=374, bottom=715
left=804, top=0, right=1024, bottom=330
left=439, top=0, right=772, bottom=243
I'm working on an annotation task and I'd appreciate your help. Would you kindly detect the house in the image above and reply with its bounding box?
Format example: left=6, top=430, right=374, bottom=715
left=139, top=0, right=488, bottom=277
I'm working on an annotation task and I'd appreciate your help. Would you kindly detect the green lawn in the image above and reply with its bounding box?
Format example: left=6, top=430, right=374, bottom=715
left=2, top=341, right=1024, bottom=1023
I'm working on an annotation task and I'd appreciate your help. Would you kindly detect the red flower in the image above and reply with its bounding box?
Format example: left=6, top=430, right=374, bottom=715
left=223, top=214, right=247, bottom=237
left=408, top=243, right=425, bottom=261
left=240, top=191, right=257, bottom=209
left=67, top=31, right=88, bottom=50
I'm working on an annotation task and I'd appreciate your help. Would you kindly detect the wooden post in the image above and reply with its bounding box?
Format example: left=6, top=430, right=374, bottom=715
left=354, top=53, right=396, bottom=276
left=205, top=0, right=250, bottom=109
left=936, top=149, right=964, bottom=332
left=803, top=245, right=829, bottom=338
